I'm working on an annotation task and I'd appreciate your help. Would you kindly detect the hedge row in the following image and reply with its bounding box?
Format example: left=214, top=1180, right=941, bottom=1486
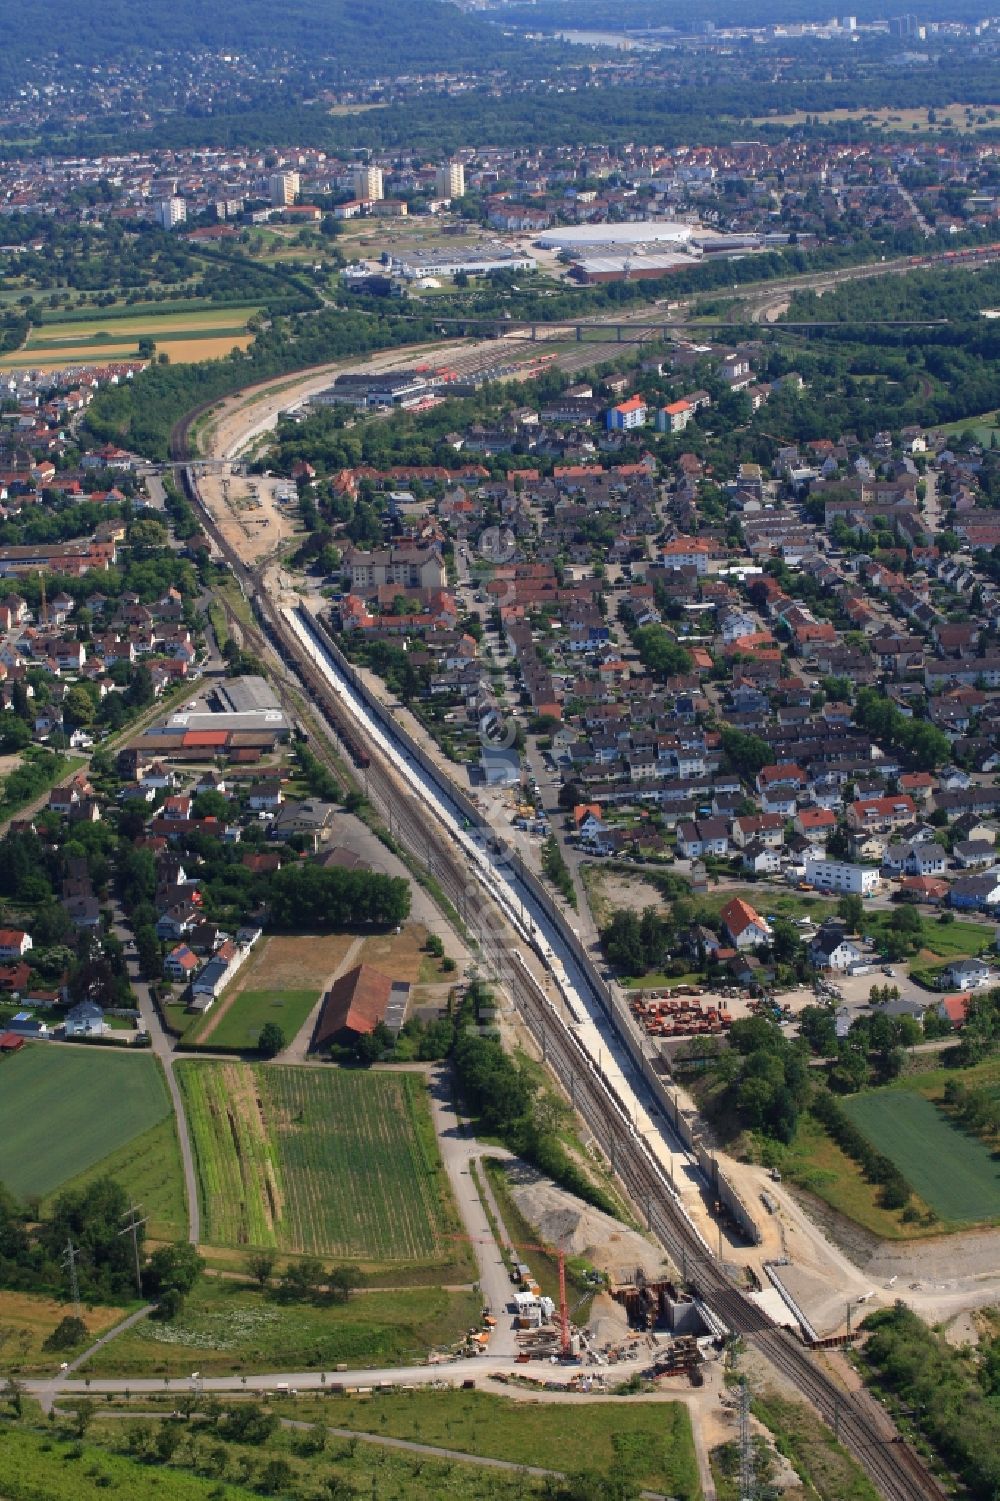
left=810, top=1090, right=913, bottom=1211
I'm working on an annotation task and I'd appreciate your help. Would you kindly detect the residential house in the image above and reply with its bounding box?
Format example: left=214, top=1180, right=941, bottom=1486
left=63, top=1001, right=106, bottom=1038
left=809, top=921, right=863, bottom=972
left=942, top=956, right=993, bottom=990
left=0, top=928, right=31, bottom=960
left=804, top=855, right=880, bottom=895
left=720, top=897, right=772, bottom=950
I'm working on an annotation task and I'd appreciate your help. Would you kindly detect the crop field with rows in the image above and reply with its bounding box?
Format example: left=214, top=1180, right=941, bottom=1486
left=179, top=1062, right=454, bottom=1263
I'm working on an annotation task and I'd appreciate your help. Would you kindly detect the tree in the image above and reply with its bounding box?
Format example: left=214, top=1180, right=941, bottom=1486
left=124, top=664, right=154, bottom=708
left=246, top=1250, right=276, bottom=1288
left=838, top=893, right=865, bottom=931
left=798, top=1005, right=838, bottom=1056
left=720, top=727, right=772, bottom=781
left=144, top=1241, right=204, bottom=1298
left=191, top=789, right=230, bottom=820
left=352, top=1029, right=383, bottom=1067
left=327, top=1265, right=360, bottom=1303
left=257, top=1022, right=286, bottom=1058
left=631, top=625, right=692, bottom=679
left=72, top=1398, right=96, bottom=1438
left=268, top=864, right=410, bottom=929
left=280, top=1256, right=326, bottom=1303
left=218, top=1404, right=278, bottom=1445
left=62, top=684, right=96, bottom=727
left=259, top=1459, right=293, bottom=1495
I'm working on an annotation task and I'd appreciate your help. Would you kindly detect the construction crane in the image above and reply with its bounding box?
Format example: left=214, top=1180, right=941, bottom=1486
left=449, top=1232, right=572, bottom=1358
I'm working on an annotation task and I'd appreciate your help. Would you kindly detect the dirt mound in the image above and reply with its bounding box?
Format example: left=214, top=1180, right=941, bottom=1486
left=504, top=1160, right=671, bottom=1281
left=587, top=1291, right=632, bottom=1346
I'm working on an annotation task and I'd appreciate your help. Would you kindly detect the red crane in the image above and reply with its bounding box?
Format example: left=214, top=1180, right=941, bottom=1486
left=450, top=1232, right=572, bottom=1358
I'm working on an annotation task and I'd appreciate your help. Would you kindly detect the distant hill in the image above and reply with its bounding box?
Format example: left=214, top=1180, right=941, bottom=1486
left=7, top=0, right=510, bottom=77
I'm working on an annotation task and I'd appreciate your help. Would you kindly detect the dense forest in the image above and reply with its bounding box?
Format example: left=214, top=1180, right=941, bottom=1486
left=786, top=261, right=1000, bottom=326
left=0, top=0, right=516, bottom=82
left=861, top=1303, right=1000, bottom=1501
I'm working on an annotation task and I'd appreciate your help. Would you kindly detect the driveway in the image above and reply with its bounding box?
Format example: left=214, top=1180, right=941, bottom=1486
left=427, top=1067, right=518, bottom=1356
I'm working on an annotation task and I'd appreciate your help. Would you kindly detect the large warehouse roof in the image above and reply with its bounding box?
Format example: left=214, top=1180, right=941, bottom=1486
left=573, top=252, right=693, bottom=275
left=536, top=220, right=695, bottom=250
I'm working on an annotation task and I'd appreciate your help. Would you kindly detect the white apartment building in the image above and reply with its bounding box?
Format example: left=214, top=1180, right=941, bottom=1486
left=435, top=161, right=466, bottom=200
left=354, top=165, right=384, bottom=202
left=156, top=197, right=187, bottom=230
left=269, top=171, right=301, bottom=206
left=805, top=854, right=881, bottom=896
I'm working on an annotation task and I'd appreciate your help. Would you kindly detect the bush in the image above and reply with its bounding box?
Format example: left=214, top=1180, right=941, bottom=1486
left=43, top=1315, right=88, bottom=1352
left=257, top=1022, right=286, bottom=1058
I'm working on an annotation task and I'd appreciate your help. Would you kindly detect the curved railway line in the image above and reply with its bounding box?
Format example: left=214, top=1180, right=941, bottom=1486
left=170, top=404, right=951, bottom=1501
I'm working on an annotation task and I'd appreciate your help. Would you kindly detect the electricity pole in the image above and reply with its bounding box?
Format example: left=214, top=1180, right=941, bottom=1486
left=119, top=1202, right=148, bottom=1296
left=62, top=1239, right=82, bottom=1318
left=738, top=1377, right=756, bottom=1501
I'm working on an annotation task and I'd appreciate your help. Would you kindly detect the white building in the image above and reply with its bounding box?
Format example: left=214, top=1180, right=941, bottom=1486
left=435, top=161, right=465, bottom=200
left=269, top=171, right=301, bottom=206
left=354, top=165, right=384, bottom=202
left=156, top=197, right=187, bottom=231
left=805, top=855, right=880, bottom=896
left=535, top=220, right=693, bottom=250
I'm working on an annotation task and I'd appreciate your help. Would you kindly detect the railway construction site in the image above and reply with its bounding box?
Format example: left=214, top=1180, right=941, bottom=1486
left=164, top=379, right=954, bottom=1501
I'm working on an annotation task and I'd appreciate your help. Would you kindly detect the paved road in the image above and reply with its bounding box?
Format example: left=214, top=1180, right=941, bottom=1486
left=37, top=1305, right=153, bottom=1414
left=26, top=1350, right=645, bottom=1401
left=427, top=1068, right=519, bottom=1357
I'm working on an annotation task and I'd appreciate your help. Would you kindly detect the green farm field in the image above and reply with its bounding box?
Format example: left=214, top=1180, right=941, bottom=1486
left=841, top=1087, right=1000, bottom=1224
left=0, top=1047, right=172, bottom=1201
left=187, top=988, right=317, bottom=1051
left=30, top=307, right=257, bottom=337
left=44, top=1115, right=187, bottom=1242
left=0, top=303, right=258, bottom=370
left=179, top=1062, right=466, bottom=1268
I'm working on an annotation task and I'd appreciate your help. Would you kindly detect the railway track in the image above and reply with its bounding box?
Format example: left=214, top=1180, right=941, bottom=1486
left=170, top=411, right=950, bottom=1501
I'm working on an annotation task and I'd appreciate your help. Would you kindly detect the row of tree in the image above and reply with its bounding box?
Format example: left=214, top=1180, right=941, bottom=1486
left=267, top=863, right=410, bottom=930
left=810, top=1091, right=913, bottom=1211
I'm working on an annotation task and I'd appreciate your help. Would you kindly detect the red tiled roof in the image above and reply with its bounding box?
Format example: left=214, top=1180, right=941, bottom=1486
left=312, top=964, right=396, bottom=1050
left=182, top=730, right=229, bottom=748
